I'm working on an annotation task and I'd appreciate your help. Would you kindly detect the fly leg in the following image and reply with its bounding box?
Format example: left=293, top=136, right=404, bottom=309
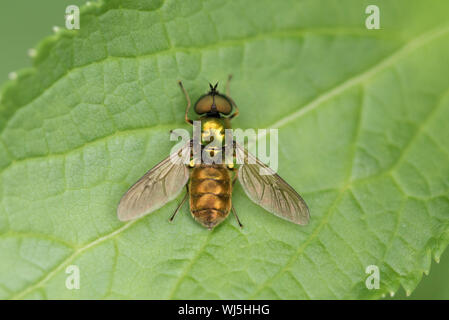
left=231, top=205, right=243, bottom=229
left=169, top=185, right=189, bottom=222
left=230, top=168, right=243, bottom=228
left=178, top=80, right=193, bottom=125
left=225, top=75, right=239, bottom=120
left=226, top=74, right=232, bottom=96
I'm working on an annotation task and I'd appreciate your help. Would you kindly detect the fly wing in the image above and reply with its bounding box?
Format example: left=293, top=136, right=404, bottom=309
left=117, top=140, right=191, bottom=221
left=235, top=142, right=310, bottom=225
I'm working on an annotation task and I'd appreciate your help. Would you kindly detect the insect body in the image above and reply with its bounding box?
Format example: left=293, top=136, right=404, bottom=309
left=117, top=77, right=310, bottom=229
left=189, top=164, right=232, bottom=229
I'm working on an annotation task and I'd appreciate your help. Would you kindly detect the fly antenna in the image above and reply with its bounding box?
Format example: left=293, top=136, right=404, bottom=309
left=209, top=82, right=219, bottom=94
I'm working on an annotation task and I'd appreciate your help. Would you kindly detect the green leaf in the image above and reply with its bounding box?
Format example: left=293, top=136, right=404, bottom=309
left=393, top=249, right=449, bottom=299
left=1, top=0, right=449, bottom=299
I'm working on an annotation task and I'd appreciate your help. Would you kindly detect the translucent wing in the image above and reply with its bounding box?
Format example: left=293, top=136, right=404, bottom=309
left=117, top=141, right=191, bottom=221
left=235, top=142, right=310, bottom=225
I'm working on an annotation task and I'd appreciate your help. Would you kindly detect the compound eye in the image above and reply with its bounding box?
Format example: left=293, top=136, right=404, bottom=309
left=214, top=95, right=232, bottom=115
left=194, top=95, right=213, bottom=114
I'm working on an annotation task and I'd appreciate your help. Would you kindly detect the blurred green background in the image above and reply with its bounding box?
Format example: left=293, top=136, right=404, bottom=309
left=0, top=0, right=447, bottom=300
left=0, top=0, right=85, bottom=81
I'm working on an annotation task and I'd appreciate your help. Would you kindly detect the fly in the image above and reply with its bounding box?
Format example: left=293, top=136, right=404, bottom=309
left=117, top=76, right=310, bottom=229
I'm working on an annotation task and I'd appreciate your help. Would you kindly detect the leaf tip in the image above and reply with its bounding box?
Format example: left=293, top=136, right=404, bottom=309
left=8, top=72, right=17, bottom=81
left=27, top=48, right=37, bottom=58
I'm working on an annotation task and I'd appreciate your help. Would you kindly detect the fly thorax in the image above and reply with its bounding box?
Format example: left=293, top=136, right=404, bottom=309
left=201, top=117, right=225, bottom=164
left=201, top=118, right=225, bottom=146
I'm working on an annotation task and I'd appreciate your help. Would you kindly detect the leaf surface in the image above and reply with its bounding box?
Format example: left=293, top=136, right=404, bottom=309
left=1, top=0, right=449, bottom=299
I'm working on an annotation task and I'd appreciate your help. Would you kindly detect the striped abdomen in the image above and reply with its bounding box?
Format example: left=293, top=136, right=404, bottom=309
left=189, top=164, right=232, bottom=229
